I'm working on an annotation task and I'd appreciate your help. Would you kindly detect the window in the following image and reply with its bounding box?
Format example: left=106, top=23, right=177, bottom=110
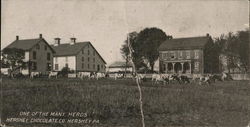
left=88, top=57, right=90, bottom=62
left=36, top=44, right=40, bottom=49
left=186, top=51, right=190, bottom=59
left=82, top=63, right=84, bottom=69
left=32, top=62, right=37, bottom=70
left=44, top=45, right=47, bottom=50
left=93, top=51, right=95, bottom=56
left=55, top=64, right=59, bottom=70
left=179, top=51, right=183, bottom=59
left=170, top=52, right=175, bottom=59
left=163, top=53, right=166, bottom=59
left=93, top=64, right=95, bottom=69
left=195, top=62, right=199, bottom=71
left=93, top=58, right=95, bottom=62
left=33, top=51, right=37, bottom=60
left=82, top=49, right=84, bottom=54
left=195, top=50, right=199, bottom=59
left=82, top=57, right=84, bottom=61
left=88, top=64, right=90, bottom=69
left=47, top=63, right=51, bottom=71
left=88, top=50, right=90, bottom=55
left=47, top=53, right=51, bottom=61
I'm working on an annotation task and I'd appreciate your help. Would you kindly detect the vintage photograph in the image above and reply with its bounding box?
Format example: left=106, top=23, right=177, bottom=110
left=1, top=0, right=249, bottom=127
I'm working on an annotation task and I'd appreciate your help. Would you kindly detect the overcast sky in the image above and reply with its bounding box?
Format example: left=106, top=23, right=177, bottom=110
left=1, top=0, right=249, bottom=64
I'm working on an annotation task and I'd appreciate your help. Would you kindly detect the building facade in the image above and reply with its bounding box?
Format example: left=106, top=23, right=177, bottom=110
left=51, top=38, right=106, bottom=73
left=3, top=34, right=55, bottom=74
left=158, top=35, right=213, bottom=74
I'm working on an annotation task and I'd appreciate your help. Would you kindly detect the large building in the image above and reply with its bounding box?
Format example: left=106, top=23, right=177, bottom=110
left=51, top=38, right=106, bottom=73
left=158, top=34, right=214, bottom=74
left=3, top=34, right=55, bottom=74
left=107, top=61, right=133, bottom=73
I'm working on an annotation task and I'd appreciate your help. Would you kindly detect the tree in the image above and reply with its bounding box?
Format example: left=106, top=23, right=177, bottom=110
left=214, top=29, right=249, bottom=73
left=136, top=27, right=172, bottom=71
left=121, top=27, right=172, bottom=71
left=237, top=29, right=249, bottom=72
left=1, top=48, right=25, bottom=69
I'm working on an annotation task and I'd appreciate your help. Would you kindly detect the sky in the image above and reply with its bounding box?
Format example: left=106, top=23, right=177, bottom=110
left=1, top=0, right=249, bottom=65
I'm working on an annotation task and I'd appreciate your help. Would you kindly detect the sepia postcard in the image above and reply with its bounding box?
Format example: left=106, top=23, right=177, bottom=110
left=1, top=0, right=249, bottom=127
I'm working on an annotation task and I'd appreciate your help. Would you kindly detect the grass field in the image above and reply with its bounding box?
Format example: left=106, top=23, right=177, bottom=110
left=1, top=78, right=250, bottom=127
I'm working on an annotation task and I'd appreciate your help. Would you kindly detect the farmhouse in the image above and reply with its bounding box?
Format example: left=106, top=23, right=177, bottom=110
left=3, top=34, right=55, bottom=74
left=158, top=34, right=215, bottom=74
left=51, top=38, right=106, bottom=73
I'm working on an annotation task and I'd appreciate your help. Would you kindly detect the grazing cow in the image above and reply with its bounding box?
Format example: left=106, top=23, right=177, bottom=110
left=78, top=72, right=91, bottom=79
left=114, top=73, right=123, bottom=80
left=30, top=72, right=41, bottom=79
left=152, top=74, right=166, bottom=85
left=96, top=72, right=105, bottom=80
left=1, top=68, right=9, bottom=75
left=48, top=71, right=58, bottom=79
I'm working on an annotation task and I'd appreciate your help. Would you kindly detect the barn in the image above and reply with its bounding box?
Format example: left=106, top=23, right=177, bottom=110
left=51, top=38, right=106, bottom=73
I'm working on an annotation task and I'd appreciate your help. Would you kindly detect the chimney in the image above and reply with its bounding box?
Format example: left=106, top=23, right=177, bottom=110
left=70, top=38, right=76, bottom=45
left=39, top=34, right=43, bottom=39
left=16, top=36, right=19, bottom=40
left=54, top=38, right=61, bottom=46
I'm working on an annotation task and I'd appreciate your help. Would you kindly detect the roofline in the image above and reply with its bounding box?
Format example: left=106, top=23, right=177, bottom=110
left=159, top=47, right=204, bottom=51
left=84, top=42, right=107, bottom=64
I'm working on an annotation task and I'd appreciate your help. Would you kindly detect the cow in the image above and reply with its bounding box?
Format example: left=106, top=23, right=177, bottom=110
left=30, top=72, right=41, bottom=79
left=78, top=72, right=91, bottom=80
left=114, top=73, right=123, bottom=80
left=96, top=72, right=105, bottom=80
left=48, top=71, right=58, bottom=79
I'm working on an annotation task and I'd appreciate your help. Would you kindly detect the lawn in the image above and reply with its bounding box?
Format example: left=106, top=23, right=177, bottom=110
left=1, top=78, right=250, bottom=127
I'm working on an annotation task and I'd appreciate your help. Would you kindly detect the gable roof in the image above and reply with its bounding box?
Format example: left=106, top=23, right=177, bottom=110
left=51, top=42, right=89, bottom=56
left=108, top=61, right=133, bottom=68
left=4, top=38, right=55, bottom=53
left=51, top=42, right=106, bottom=64
left=159, top=36, right=210, bottom=51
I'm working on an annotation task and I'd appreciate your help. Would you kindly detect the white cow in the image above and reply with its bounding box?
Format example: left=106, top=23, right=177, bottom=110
left=48, top=71, right=58, bottom=79
left=96, top=72, right=105, bottom=80
left=30, top=72, right=41, bottom=79
left=114, top=73, right=123, bottom=80
left=78, top=72, right=91, bottom=79
left=152, top=73, right=166, bottom=85
left=1, top=68, right=9, bottom=75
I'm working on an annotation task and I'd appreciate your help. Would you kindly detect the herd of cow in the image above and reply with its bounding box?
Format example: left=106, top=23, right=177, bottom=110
left=1, top=67, right=233, bottom=85
left=138, top=72, right=233, bottom=85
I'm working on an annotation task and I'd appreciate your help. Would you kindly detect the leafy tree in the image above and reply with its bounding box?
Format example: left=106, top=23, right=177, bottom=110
left=136, top=27, right=172, bottom=71
left=1, top=48, right=25, bottom=69
left=237, top=29, right=249, bottom=72
left=59, top=67, right=71, bottom=77
left=121, top=27, right=172, bottom=71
